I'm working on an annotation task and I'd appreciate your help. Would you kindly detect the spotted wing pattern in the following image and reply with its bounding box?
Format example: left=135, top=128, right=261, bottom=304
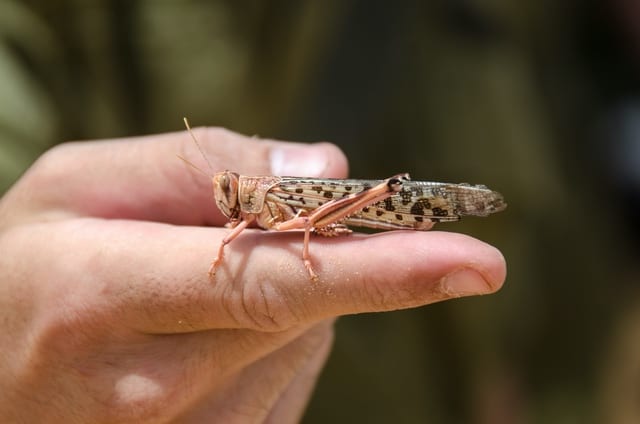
left=265, top=177, right=506, bottom=231
left=346, top=181, right=505, bottom=230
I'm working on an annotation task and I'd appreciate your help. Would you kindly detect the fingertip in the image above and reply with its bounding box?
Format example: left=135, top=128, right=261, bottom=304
left=311, top=231, right=507, bottom=311
left=479, top=243, right=507, bottom=293
left=420, top=232, right=507, bottom=296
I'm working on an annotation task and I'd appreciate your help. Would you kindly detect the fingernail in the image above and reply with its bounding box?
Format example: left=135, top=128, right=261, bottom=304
left=439, top=268, right=492, bottom=297
left=270, top=144, right=329, bottom=177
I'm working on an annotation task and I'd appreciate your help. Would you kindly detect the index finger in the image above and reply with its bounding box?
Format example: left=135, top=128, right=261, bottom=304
left=31, top=219, right=505, bottom=333
left=132, top=229, right=506, bottom=333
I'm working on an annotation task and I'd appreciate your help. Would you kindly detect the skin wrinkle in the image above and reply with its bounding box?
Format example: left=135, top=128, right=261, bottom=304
left=231, top=391, right=274, bottom=421
left=218, top=243, right=276, bottom=329
left=217, top=279, right=245, bottom=330
left=240, top=275, right=300, bottom=332
left=235, top=271, right=266, bottom=331
left=358, top=265, right=425, bottom=311
left=360, top=275, right=392, bottom=310
left=265, top=244, right=327, bottom=326
left=261, top=277, right=304, bottom=331
left=222, top=258, right=315, bottom=332
left=219, top=235, right=297, bottom=331
left=230, top=248, right=286, bottom=329
left=257, top=280, right=279, bottom=329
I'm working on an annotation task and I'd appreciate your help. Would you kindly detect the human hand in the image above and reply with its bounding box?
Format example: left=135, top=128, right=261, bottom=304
left=0, top=127, right=506, bottom=423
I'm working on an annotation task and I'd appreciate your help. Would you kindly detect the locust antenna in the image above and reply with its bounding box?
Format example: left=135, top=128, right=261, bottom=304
left=183, top=117, right=214, bottom=173
left=176, top=154, right=210, bottom=178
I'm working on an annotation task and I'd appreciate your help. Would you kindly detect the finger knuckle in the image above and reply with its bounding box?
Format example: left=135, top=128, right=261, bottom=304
left=19, top=142, right=83, bottom=191
left=222, top=279, right=302, bottom=331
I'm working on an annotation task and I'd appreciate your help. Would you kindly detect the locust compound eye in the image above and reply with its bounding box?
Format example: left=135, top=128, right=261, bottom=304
left=213, top=171, right=239, bottom=219
left=219, top=174, right=229, bottom=193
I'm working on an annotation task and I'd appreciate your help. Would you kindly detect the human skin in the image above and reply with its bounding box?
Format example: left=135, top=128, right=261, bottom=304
left=0, top=127, right=506, bottom=423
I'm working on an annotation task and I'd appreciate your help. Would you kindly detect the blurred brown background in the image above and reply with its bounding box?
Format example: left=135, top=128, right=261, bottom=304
left=1, top=1, right=639, bottom=423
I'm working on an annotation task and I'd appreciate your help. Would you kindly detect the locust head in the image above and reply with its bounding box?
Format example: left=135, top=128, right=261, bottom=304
left=212, top=171, right=241, bottom=220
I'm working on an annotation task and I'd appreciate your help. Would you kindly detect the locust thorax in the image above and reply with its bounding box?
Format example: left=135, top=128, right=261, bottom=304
left=212, top=171, right=241, bottom=219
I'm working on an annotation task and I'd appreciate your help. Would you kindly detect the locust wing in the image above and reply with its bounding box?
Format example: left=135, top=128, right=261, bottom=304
left=345, top=181, right=506, bottom=230
left=267, top=177, right=506, bottom=231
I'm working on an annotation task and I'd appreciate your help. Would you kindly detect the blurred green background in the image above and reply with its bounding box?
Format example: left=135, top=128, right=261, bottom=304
left=2, top=1, right=639, bottom=423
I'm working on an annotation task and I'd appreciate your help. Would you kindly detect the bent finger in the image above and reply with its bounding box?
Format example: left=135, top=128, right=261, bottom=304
left=176, top=321, right=334, bottom=423
left=4, top=127, right=347, bottom=226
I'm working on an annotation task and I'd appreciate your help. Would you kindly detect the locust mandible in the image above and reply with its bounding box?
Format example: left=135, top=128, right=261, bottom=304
left=181, top=119, right=507, bottom=281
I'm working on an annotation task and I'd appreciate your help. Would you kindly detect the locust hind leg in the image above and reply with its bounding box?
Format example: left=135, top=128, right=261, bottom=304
left=273, top=175, right=403, bottom=280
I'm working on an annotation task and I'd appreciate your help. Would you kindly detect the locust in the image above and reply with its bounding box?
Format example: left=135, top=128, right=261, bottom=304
left=181, top=119, right=507, bottom=281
